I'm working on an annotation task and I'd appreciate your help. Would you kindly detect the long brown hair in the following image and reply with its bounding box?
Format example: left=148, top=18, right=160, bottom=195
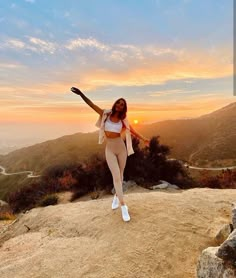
left=111, top=98, right=127, bottom=120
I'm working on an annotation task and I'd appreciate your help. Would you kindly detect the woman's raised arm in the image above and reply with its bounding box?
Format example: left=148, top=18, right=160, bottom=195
left=71, top=87, right=103, bottom=116
left=129, top=124, right=150, bottom=146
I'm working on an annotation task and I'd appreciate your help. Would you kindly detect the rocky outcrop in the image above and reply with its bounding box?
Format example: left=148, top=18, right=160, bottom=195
left=150, top=180, right=180, bottom=190
left=196, top=202, right=236, bottom=277
left=215, top=224, right=234, bottom=245
left=196, top=246, right=236, bottom=277
left=1, top=187, right=236, bottom=278
left=111, top=180, right=138, bottom=194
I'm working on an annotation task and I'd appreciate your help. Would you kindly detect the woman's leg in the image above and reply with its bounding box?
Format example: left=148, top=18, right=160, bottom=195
left=117, top=142, right=127, bottom=190
left=105, top=143, right=124, bottom=203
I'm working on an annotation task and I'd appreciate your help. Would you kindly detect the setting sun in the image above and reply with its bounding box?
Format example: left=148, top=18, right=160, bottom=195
left=134, top=120, right=139, bottom=124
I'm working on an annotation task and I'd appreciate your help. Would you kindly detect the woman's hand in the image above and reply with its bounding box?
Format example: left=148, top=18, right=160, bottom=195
left=143, top=138, right=150, bottom=147
left=71, top=87, right=82, bottom=95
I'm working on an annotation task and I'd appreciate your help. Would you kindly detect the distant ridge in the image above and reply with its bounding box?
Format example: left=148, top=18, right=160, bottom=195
left=0, top=102, right=235, bottom=173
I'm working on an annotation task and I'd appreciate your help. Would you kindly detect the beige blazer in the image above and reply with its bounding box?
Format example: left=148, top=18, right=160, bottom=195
left=95, top=109, right=135, bottom=156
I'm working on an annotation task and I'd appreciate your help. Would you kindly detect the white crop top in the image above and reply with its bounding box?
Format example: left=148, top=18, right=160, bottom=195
left=104, top=115, right=123, bottom=133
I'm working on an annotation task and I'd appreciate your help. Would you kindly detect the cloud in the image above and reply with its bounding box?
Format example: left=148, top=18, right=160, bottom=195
left=28, top=36, right=57, bottom=54
left=1, top=37, right=57, bottom=54
left=149, top=89, right=199, bottom=97
left=75, top=51, right=232, bottom=89
left=62, top=38, right=232, bottom=89
left=188, top=93, right=225, bottom=98
left=24, top=0, right=35, bottom=3
left=0, top=36, right=232, bottom=91
left=4, top=39, right=25, bottom=49
left=0, top=63, right=26, bottom=69
left=116, top=44, right=144, bottom=59
left=108, top=50, right=128, bottom=62
left=65, top=37, right=110, bottom=51
left=183, top=80, right=194, bottom=83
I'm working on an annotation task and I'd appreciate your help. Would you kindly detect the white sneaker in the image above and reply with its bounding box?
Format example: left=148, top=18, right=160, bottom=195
left=121, top=205, right=130, bottom=222
left=111, top=194, right=119, bottom=210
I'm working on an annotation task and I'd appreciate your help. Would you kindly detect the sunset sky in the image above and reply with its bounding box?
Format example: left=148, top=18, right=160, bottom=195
left=0, top=0, right=234, bottom=145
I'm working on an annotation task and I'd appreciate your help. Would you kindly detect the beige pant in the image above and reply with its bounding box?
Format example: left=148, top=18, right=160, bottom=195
left=105, top=136, right=127, bottom=202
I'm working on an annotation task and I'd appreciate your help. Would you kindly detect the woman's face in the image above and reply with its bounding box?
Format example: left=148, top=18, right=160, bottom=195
left=115, top=99, right=125, bottom=112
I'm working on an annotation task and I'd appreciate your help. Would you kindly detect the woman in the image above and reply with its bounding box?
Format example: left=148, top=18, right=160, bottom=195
left=71, top=86, right=150, bottom=222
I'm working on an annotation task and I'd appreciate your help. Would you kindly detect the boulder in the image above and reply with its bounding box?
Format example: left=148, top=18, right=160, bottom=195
left=216, top=229, right=236, bottom=266
left=0, top=200, right=8, bottom=207
left=159, top=179, right=171, bottom=185
left=167, top=184, right=180, bottom=189
left=150, top=180, right=180, bottom=190
left=111, top=180, right=137, bottom=194
left=196, top=246, right=236, bottom=278
left=215, top=224, right=234, bottom=245
left=151, top=183, right=169, bottom=189
left=231, top=202, right=236, bottom=229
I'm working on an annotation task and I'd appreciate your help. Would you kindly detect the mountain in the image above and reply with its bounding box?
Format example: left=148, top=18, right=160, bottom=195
left=0, top=102, right=235, bottom=173
left=198, top=102, right=236, bottom=119
left=0, top=132, right=104, bottom=174
left=0, top=187, right=235, bottom=278
left=141, top=102, right=236, bottom=165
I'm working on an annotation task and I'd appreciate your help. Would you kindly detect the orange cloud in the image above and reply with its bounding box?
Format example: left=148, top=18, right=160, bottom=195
left=0, top=43, right=232, bottom=93
left=66, top=44, right=232, bottom=89
left=1, top=95, right=234, bottom=127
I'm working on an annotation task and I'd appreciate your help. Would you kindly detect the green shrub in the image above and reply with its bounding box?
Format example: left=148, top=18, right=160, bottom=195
left=38, top=194, right=58, bottom=207
left=125, top=136, right=191, bottom=188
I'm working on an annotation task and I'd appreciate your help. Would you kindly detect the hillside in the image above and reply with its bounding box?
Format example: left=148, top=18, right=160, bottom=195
left=0, top=102, right=235, bottom=173
left=0, top=187, right=235, bottom=278
left=141, top=102, right=236, bottom=164
left=0, top=132, right=104, bottom=174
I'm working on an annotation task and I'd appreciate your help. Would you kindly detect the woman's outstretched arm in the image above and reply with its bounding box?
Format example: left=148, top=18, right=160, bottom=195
left=71, top=87, right=103, bottom=116
left=129, top=124, right=150, bottom=146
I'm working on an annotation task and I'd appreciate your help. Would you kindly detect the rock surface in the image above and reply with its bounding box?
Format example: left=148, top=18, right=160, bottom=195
left=0, top=187, right=236, bottom=278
